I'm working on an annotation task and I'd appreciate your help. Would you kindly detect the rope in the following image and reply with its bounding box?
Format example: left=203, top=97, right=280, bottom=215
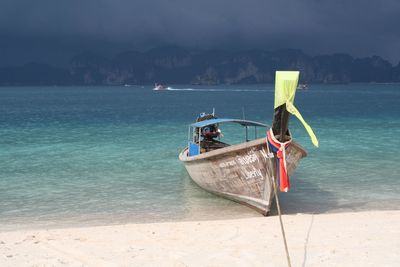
left=271, top=174, right=292, bottom=267
left=266, top=131, right=292, bottom=267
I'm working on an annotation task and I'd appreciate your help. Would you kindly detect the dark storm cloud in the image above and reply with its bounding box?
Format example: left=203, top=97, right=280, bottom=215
left=1, top=0, right=399, bottom=65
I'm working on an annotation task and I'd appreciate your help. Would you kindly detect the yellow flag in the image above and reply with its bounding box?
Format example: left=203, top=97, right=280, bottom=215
left=275, top=71, right=319, bottom=147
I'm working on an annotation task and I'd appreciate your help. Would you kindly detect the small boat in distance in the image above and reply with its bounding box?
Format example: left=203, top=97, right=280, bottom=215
left=153, top=83, right=171, bottom=90
left=297, top=83, right=308, bottom=90
left=179, top=71, right=319, bottom=215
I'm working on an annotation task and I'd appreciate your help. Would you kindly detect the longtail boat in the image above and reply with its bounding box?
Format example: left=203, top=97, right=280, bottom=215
left=179, top=71, right=318, bottom=215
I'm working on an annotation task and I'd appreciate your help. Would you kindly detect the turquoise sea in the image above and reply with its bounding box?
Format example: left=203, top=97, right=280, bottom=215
left=0, top=84, right=399, bottom=230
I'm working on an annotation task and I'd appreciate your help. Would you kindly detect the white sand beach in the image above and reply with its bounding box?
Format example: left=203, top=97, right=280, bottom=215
left=1, top=210, right=399, bottom=267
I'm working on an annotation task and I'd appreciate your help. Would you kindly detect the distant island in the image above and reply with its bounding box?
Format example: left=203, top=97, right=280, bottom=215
left=1, top=46, right=400, bottom=85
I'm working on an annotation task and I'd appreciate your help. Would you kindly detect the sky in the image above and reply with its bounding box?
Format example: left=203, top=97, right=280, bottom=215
left=0, top=0, right=399, bottom=66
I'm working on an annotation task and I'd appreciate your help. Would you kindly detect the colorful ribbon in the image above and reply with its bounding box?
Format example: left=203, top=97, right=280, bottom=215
left=267, top=128, right=292, bottom=192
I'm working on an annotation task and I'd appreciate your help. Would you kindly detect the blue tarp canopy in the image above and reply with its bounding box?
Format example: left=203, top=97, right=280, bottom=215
left=190, top=118, right=268, bottom=128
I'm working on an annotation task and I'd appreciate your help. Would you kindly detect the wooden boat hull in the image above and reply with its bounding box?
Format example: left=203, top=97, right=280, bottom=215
left=179, top=138, right=307, bottom=215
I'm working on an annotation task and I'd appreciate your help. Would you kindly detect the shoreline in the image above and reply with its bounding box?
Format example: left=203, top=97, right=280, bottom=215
left=1, top=203, right=399, bottom=233
left=1, top=203, right=399, bottom=232
left=1, top=210, right=399, bottom=266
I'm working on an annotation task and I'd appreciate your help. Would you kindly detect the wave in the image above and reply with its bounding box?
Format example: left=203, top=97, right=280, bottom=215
left=165, top=87, right=270, bottom=92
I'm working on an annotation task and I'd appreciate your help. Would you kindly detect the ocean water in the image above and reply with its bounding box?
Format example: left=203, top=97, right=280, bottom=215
left=0, top=84, right=399, bottom=230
